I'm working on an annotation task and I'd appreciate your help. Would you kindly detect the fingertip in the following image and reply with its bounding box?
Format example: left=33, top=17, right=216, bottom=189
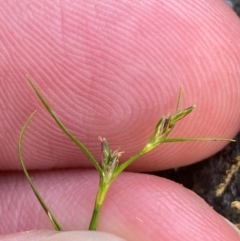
left=223, top=218, right=240, bottom=236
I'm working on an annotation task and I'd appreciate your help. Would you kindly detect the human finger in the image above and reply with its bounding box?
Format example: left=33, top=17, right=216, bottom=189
left=0, top=170, right=239, bottom=240
left=1, top=0, right=240, bottom=171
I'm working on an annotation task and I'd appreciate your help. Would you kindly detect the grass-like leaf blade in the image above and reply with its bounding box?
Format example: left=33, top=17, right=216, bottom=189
left=18, top=110, right=63, bottom=231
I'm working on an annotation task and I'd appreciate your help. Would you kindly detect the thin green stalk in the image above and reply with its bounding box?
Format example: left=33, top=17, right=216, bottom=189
left=114, top=152, right=142, bottom=178
left=27, top=76, right=102, bottom=174
left=89, top=175, right=110, bottom=230
left=18, top=111, right=63, bottom=231
left=114, top=135, right=234, bottom=178
left=163, top=137, right=235, bottom=143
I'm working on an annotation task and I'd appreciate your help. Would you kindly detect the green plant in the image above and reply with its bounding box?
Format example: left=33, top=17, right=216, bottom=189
left=18, top=77, right=234, bottom=231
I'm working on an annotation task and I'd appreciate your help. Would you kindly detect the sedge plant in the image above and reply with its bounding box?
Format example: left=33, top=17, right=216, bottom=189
left=18, top=77, right=235, bottom=231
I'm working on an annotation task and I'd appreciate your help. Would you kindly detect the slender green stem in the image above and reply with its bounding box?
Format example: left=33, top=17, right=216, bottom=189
left=89, top=175, right=110, bottom=230
left=18, top=111, right=63, bottom=231
left=89, top=140, right=170, bottom=226
left=114, top=152, right=142, bottom=178
left=163, top=137, right=235, bottom=143
left=27, top=76, right=102, bottom=173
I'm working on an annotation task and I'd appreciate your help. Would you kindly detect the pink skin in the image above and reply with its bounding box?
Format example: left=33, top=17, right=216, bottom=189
left=0, top=0, right=240, bottom=240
